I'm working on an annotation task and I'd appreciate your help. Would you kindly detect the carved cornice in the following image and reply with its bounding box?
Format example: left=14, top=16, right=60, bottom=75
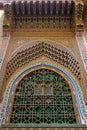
left=3, top=0, right=75, bottom=32
left=3, top=0, right=75, bottom=18
left=1, top=0, right=85, bottom=32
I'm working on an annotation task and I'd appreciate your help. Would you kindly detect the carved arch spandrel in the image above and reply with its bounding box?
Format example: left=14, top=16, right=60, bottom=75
left=5, top=42, right=81, bottom=81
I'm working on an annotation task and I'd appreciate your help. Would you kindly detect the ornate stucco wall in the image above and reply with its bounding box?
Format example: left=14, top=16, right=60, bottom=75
left=0, top=0, right=87, bottom=129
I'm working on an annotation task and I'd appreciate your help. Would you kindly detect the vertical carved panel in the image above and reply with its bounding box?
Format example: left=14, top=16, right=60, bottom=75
left=4, top=4, right=12, bottom=19
left=75, top=0, right=84, bottom=32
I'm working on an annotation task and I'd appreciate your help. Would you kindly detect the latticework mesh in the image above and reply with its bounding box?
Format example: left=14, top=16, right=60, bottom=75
left=10, top=69, right=76, bottom=124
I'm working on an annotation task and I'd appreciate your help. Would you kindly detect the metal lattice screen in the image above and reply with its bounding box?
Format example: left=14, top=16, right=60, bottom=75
left=10, top=69, right=76, bottom=124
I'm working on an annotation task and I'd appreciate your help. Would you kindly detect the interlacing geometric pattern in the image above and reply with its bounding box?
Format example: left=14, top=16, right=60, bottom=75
left=10, top=69, right=76, bottom=124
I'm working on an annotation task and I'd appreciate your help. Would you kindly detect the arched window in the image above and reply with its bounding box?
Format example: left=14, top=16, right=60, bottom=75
left=10, top=69, right=76, bottom=124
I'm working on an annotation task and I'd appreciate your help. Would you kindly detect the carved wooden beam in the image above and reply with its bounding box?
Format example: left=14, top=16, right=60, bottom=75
left=2, top=0, right=76, bottom=32
left=3, top=0, right=75, bottom=17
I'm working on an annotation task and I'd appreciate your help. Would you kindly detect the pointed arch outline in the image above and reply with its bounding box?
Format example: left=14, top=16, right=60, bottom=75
left=0, top=62, right=87, bottom=125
